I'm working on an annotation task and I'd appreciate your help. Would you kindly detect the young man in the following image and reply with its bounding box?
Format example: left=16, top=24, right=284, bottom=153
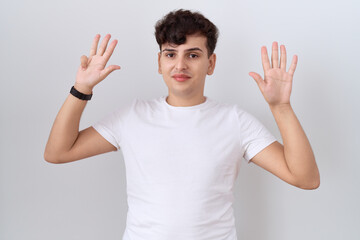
left=44, top=9, right=320, bottom=240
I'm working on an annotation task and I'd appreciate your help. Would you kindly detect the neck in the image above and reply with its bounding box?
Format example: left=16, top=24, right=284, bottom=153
left=166, top=94, right=206, bottom=107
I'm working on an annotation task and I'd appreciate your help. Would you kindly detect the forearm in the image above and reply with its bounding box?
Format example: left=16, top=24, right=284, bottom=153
left=44, top=87, right=89, bottom=162
left=270, top=104, right=320, bottom=187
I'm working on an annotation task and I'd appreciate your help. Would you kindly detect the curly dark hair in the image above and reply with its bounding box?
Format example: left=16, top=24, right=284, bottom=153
left=155, top=9, right=219, bottom=57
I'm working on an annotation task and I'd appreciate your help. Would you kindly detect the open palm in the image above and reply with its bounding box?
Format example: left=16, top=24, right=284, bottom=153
left=249, top=42, right=297, bottom=106
left=75, top=34, right=120, bottom=93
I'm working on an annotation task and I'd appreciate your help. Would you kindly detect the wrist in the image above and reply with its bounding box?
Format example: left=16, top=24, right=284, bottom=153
left=74, top=83, right=93, bottom=95
left=70, top=85, right=93, bottom=101
left=269, top=103, right=292, bottom=113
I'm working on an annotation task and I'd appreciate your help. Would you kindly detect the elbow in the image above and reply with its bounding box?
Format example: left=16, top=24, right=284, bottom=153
left=299, top=181, right=320, bottom=190
left=297, top=176, right=320, bottom=190
left=43, top=151, right=63, bottom=164
left=292, top=165, right=320, bottom=190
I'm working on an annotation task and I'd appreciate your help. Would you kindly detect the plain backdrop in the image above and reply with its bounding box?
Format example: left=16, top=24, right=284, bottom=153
left=1, top=0, right=359, bottom=239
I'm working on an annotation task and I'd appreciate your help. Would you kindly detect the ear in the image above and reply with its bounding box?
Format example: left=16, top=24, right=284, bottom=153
left=158, top=52, right=162, bottom=74
left=207, top=53, right=216, bottom=75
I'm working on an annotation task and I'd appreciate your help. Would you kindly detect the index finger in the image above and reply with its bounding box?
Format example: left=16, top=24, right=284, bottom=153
left=102, top=39, right=118, bottom=63
left=271, top=41, right=279, bottom=68
left=89, top=34, right=100, bottom=57
left=288, top=55, right=298, bottom=76
left=261, top=46, right=271, bottom=72
left=280, top=45, right=287, bottom=71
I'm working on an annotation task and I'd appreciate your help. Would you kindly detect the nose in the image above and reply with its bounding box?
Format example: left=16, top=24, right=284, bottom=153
left=175, top=55, right=187, bottom=71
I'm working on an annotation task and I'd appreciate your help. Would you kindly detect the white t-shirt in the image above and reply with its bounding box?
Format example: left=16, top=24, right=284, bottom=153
left=92, top=95, right=276, bottom=240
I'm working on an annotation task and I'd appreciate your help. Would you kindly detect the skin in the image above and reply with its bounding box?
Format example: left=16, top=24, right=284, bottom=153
left=157, top=34, right=216, bottom=107
left=248, top=42, right=320, bottom=189
left=44, top=33, right=320, bottom=190
left=44, top=34, right=119, bottom=163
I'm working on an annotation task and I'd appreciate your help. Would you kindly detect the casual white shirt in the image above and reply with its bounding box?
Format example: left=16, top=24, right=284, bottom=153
left=93, top=96, right=276, bottom=240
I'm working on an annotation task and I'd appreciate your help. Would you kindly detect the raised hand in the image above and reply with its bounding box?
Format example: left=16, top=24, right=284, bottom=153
left=75, top=34, right=121, bottom=94
left=249, top=42, right=298, bottom=107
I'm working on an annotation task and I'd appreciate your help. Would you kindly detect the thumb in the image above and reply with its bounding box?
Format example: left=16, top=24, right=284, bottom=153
left=249, top=72, right=264, bottom=88
left=80, top=55, right=88, bottom=70
left=100, top=65, right=121, bottom=80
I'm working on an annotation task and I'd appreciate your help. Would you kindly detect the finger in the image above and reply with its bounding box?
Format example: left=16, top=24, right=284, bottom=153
left=103, top=39, right=118, bottom=63
left=249, top=72, right=264, bottom=89
left=97, top=34, right=111, bottom=56
left=288, top=55, right=298, bottom=76
left=99, top=65, right=121, bottom=80
left=271, top=41, right=279, bottom=68
left=261, top=46, right=271, bottom=72
left=280, top=45, right=287, bottom=71
left=80, top=55, right=88, bottom=69
left=89, top=34, right=100, bottom=57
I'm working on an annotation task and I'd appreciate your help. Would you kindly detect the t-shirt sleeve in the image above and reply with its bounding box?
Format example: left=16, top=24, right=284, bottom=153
left=236, top=107, right=277, bottom=163
left=92, top=100, right=134, bottom=150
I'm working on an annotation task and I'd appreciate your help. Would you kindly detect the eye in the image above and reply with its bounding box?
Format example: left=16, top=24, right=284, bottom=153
left=165, top=53, right=175, bottom=58
left=189, top=53, right=199, bottom=59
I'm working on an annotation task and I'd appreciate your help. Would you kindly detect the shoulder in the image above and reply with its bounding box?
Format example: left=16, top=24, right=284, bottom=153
left=110, top=97, right=156, bottom=114
left=207, top=98, right=238, bottom=113
left=218, top=102, right=269, bottom=134
left=132, top=96, right=163, bottom=113
left=213, top=100, right=257, bottom=122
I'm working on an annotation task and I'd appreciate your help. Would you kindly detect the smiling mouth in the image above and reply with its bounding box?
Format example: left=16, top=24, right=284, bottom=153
left=172, top=74, right=191, bottom=82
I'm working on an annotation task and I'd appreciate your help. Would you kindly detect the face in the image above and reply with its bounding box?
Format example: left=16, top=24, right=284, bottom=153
left=158, top=34, right=216, bottom=100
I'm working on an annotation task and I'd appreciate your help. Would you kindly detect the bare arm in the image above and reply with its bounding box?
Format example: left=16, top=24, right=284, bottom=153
left=44, top=34, right=120, bottom=164
left=248, top=42, right=320, bottom=189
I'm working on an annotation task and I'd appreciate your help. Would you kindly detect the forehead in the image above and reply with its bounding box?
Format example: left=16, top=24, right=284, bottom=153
left=161, top=35, right=208, bottom=52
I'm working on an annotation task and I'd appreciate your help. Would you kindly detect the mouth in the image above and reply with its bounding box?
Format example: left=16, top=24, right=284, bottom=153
left=172, top=74, right=191, bottom=82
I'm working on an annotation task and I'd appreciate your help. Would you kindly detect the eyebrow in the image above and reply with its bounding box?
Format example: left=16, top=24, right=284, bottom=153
left=162, top=47, right=203, bottom=52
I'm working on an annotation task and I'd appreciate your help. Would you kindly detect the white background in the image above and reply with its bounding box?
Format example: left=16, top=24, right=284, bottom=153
left=1, top=0, right=359, bottom=239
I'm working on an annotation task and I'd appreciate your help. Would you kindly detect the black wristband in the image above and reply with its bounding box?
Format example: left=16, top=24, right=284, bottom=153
left=70, top=86, right=93, bottom=100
